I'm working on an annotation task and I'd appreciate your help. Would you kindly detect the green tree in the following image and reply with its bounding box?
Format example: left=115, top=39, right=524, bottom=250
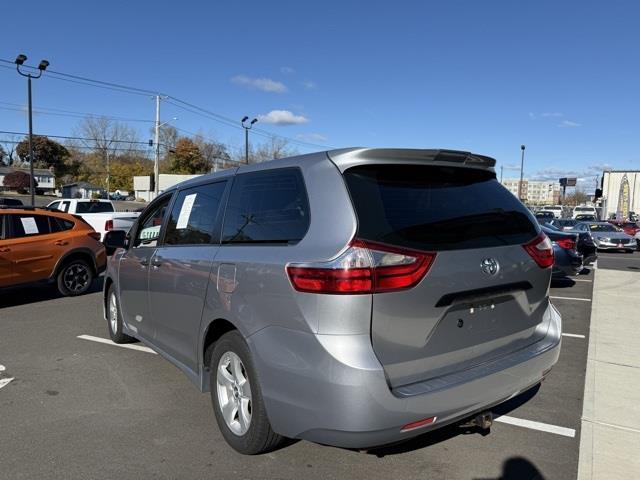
left=166, top=138, right=208, bottom=174
left=15, top=136, right=70, bottom=174
left=3, top=170, right=38, bottom=193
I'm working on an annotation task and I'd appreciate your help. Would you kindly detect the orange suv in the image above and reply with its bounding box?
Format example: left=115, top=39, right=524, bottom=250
left=0, top=207, right=106, bottom=296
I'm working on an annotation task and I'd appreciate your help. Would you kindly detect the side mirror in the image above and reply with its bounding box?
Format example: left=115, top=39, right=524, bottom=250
left=104, top=230, right=128, bottom=255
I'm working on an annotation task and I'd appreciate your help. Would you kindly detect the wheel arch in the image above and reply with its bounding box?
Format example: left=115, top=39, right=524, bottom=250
left=51, top=248, right=97, bottom=279
left=200, top=318, right=239, bottom=392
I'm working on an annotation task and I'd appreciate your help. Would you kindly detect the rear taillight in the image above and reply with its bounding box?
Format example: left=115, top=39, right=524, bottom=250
left=523, top=233, right=554, bottom=268
left=555, top=238, right=576, bottom=250
left=88, top=231, right=101, bottom=241
left=105, top=219, right=114, bottom=231
left=286, top=239, right=436, bottom=294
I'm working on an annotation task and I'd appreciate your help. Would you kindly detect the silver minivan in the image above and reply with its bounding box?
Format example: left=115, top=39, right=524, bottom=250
left=103, top=148, right=562, bottom=454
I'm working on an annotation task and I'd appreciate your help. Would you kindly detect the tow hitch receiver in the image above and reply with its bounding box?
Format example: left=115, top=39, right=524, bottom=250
left=460, top=411, right=493, bottom=431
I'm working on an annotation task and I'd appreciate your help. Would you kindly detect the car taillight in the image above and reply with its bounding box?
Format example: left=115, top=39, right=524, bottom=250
left=88, top=231, right=101, bottom=241
left=523, top=233, right=554, bottom=268
left=105, top=219, right=114, bottom=231
left=555, top=238, right=576, bottom=250
left=286, top=239, right=436, bottom=294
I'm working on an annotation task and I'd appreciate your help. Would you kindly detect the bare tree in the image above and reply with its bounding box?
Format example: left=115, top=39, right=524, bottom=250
left=74, top=116, right=141, bottom=158
left=253, top=137, right=297, bottom=163
left=193, top=132, right=231, bottom=171
left=1, top=134, right=20, bottom=165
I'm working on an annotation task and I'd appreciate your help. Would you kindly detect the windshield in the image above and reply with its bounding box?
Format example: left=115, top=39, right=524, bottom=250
left=575, top=207, right=594, bottom=212
left=344, top=164, right=538, bottom=251
left=75, top=202, right=115, bottom=214
left=589, top=224, right=617, bottom=232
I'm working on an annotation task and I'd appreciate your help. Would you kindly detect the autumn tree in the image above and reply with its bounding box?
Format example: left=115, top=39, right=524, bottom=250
left=3, top=170, right=38, bottom=193
left=166, top=138, right=208, bottom=174
left=15, top=135, right=70, bottom=174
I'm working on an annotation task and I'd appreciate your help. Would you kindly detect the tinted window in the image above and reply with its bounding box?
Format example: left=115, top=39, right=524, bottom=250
left=164, top=182, right=227, bottom=246
left=75, top=202, right=114, bottom=213
left=50, top=217, right=74, bottom=232
left=133, top=195, right=172, bottom=247
left=8, top=214, right=52, bottom=238
left=344, top=164, right=538, bottom=251
left=0, top=198, right=23, bottom=206
left=222, top=169, right=310, bottom=244
left=589, top=224, right=616, bottom=232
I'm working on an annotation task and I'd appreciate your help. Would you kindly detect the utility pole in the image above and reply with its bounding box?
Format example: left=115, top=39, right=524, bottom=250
left=500, top=165, right=504, bottom=183
left=154, top=95, right=161, bottom=197
left=518, top=145, right=526, bottom=201
left=106, top=149, right=110, bottom=197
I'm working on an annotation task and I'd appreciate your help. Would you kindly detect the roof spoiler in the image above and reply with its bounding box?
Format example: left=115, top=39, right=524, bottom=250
left=327, top=148, right=496, bottom=171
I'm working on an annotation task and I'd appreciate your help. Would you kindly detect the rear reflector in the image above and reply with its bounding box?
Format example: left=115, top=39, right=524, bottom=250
left=88, top=231, right=101, bottom=241
left=287, top=239, right=436, bottom=294
left=105, top=219, right=114, bottom=231
left=401, top=416, right=437, bottom=432
left=523, top=233, right=554, bottom=268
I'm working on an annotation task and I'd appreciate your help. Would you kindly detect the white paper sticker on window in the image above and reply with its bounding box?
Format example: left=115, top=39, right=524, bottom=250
left=20, top=217, right=39, bottom=235
left=176, top=193, right=197, bottom=229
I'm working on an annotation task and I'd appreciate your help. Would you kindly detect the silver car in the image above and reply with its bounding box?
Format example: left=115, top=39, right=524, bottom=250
left=103, top=148, right=562, bottom=454
left=573, top=222, right=636, bottom=252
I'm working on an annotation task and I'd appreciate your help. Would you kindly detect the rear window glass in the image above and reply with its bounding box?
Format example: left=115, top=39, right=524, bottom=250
left=75, top=202, right=114, bottom=213
left=222, top=168, right=310, bottom=244
left=344, top=164, right=538, bottom=251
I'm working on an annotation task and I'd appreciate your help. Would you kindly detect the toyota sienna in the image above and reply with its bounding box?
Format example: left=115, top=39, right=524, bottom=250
left=103, top=148, right=562, bottom=454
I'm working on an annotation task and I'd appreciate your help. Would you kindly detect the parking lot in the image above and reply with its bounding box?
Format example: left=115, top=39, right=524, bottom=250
left=0, top=252, right=638, bottom=479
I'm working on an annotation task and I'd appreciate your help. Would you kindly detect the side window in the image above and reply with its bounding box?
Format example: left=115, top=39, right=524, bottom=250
left=164, top=181, right=227, bottom=246
left=50, top=217, right=74, bottom=233
left=0, top=215, right=5, bottom=240
left=222, top=168, right=310, bottom=244
left=133, top=195, right=172, bottom=248
left=49, top=201, right=60, bottom=211
left=8, top=214, right=52, bottom=238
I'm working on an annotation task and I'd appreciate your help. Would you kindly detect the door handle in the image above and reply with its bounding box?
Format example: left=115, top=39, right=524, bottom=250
left=0, top=247, right=10, bottom=253
left=54, top=240, right=69, bottom=246
left=139, top=258, right=149, bottom=267
left=151, top=257, right=163, bottom=268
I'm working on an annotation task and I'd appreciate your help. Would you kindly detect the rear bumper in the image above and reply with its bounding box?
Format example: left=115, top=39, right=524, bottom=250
left=249, top=303, right=562, bottom=449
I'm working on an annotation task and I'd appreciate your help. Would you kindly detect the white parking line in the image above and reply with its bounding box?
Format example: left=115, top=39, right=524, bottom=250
left=571, top=279, right=593, bottom=283
left=550, top=296, right=592, bottom=302
left=0, top=364, right=14, bottom=390
left=77, top=335, right=157, bottom=354
left=494, top=415, right=576, bottom=438
left=562, top=333, right=586, bottom=339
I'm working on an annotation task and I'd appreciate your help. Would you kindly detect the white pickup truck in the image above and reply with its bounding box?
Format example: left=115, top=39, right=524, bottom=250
left=46, top=199, right=141, bottom=241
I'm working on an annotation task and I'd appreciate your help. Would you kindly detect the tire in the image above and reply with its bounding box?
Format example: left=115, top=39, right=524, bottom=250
left=209, top=331, right=285, bottom=454
left=106, top=284, right=136, bottom=344
left=57, top=259, right=94, bottom=296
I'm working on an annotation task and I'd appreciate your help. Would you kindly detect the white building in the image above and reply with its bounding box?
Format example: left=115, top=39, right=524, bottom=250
left=133, top=174, right=202, bottom=202
left=601, top=170, right=640, bottom=220
left=501, top=179, right=560, bottom=205
left=0, top=166, right=56, bottom=193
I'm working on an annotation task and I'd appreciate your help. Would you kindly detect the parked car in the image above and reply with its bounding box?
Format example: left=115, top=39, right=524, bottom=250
left=540, top=225, right=583, bottom=276
left=535, top=211, right=555, bottom=223
left=0, top=207, right=106, bottom=295
left=572, top=206, right=598, bottom=220
left=573, top=222, right=636, bottom=252
left=539, top=205, right=563, bottom=219
left=0, top=197, right=24, bottom=206
left=46, top=199, right=140, bottom=242
left=574, top=214, right=598, bottom=222
left=635, top=230, right=640, bottom=250
left=548, top=218, right=579, bottom=231
left=103, top=148, right=561, bottom=454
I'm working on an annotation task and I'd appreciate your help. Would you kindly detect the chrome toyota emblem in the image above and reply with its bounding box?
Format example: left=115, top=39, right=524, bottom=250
left=480, top=257, right=499, bottom=276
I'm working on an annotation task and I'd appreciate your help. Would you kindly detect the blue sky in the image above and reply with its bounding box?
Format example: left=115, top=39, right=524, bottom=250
left=1, top=1, right=639, bottom=191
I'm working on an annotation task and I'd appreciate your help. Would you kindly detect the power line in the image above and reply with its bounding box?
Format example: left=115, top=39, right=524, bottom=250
left=0, top=129, right=152, bottom=146
left=0, top=58, right=332, bottom=150
left=0, top=102, right=153, bottom=123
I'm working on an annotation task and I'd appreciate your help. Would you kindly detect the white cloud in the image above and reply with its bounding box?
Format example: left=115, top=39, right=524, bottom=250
left=258, top=110, right=309, bottom=125
left=301, top=80, right=317, bottom=90
left=558, top=120, right=581, bottom=128
left=231, top=75, right=287, bottom=93
left=280, top=66, right=295, bottom=74
left=295, top=133, right=327, bottom=142
left=541, top=112, right=564, bottom=118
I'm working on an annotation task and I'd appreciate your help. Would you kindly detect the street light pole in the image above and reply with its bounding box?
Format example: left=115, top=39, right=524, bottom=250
left=519, top=144, right=526, bottom=202
left=154, top=95, right=161, bottom=197
left=241, top=116, right=258, bottom=164
left=15, top=54, right=49, bottom=206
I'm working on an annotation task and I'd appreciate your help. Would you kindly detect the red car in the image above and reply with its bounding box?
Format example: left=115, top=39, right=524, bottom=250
left=608, top=220, right=640, bottom=236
